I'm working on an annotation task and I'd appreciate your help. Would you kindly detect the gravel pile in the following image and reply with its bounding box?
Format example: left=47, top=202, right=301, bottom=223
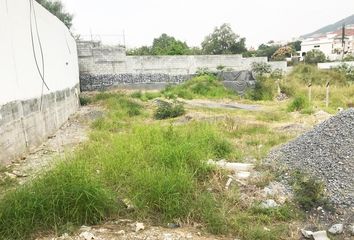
left=268, top=109, right=354, bottom=207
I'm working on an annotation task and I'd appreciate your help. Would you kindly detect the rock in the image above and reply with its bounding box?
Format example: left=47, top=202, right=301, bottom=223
left=300, top=229, right=314, bottom=239
left=167, top=223, right=181, bottom=228
left=328, top=223, right=344, bottom=235
left=267, top=109, right=354, bottom=206
left=260, top=199, right=278, bottom=209
left=349, top=225, right=354, bottom=236
left=117, top=230, right=125, bottom=235
left=135, top=222, right=145, bottom=232
left=163, top=233, right=173, bottom=240
left=312, top=231, right=330, bottom=240
left=79, top=231, right=95, bottom=240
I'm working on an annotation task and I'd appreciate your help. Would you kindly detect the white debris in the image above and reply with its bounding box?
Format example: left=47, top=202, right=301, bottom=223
left=225, top=177, right=233, bottom=190
left=328, top=224, right=343, bottom=235
left=260, top=199, right=278, bottom=209
left=312, top=231, right=330, bottom=240
left=300, top=229, right=313, bottom=239
left=135, top=222, right=145, bottom=232
left=79, top=231, right=95, bottom=240
left=208, top=159, right=254, bottom=172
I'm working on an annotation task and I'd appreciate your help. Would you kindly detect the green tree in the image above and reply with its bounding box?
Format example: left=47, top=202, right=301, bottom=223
left=126, top=46, right=152, bottom=56
left=305, top=49, right=326, bottom=64
left=255, top=43, right=281, bottom=60
left=288, top=40, right=302, bottom=52
left=35, top=0, right=73, bottom=28
left=201, top=23, right=247, bottom=54
left=151, top=34, right=190, bottom=55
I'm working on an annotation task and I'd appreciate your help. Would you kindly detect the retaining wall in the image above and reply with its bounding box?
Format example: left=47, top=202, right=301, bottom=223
left=78, top=41, right=287, bottom=91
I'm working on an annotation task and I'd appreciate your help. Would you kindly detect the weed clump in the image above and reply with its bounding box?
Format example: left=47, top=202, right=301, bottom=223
left=154, top=100, right=185, bottom=120
left=79, top=95, right=92, bottom=106
left=287, top=95, right=309, bottom=112
left=0, top=162, right=116, bottom=240
left=292, top=172, right=329, bottom=210
left=162, top=74, right=234, bottom=99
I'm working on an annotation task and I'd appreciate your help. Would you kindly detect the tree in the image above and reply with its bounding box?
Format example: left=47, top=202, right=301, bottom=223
left=151, top=34, right=190, bottom=55
left=201, top=23, right=247, bottom=55
left=255, top=43, right=281, bottom=60
left=271, top=46, right=295, bottom=61
left=35, top=0, right=73, bottom=28
left=126, top=46, right=152, bottom=56
left=305, top=49, right=326, bottom=64
left=288, top=40, right=302, bottom=52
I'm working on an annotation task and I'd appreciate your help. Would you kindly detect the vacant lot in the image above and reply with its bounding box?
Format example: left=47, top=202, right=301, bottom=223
left=1, top=65, right=353, bottom=240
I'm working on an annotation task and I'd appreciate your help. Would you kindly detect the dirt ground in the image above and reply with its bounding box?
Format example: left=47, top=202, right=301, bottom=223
left=1, top=105, right=103, bottom=186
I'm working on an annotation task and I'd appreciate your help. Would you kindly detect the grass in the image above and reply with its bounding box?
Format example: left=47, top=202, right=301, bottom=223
left=162, top=74, right=236, bottom=99
left=0, top=161, right=116, bottom=239
left=130, top=91, right=162, bottom=101
left=0, top=92, right=305, bottom=240
left=154, top=100, right=185, bottom=120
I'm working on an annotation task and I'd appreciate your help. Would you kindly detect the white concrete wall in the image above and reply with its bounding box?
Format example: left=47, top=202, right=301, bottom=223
left=0, top=0, right=79, bottom=105
left=0, top=0, right=80, bottom=164
left=318, top=61, right=354, bottom=69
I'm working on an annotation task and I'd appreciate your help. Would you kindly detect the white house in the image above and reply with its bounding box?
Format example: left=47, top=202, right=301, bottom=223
left=300, top=25, right=354, bottom=61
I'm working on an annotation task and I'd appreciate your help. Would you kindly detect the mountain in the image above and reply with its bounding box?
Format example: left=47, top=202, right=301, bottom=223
left=302, top=14, right=354, bottom=38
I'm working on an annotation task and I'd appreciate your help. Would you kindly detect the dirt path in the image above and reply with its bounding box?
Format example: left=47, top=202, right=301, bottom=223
left=3, top=105, right=103, bottom=185
left=184, top=99, right=261, bottom=111
left=37, top=221, right=233, bottom=240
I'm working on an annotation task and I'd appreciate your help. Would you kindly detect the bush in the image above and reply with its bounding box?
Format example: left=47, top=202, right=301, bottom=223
left=154, top=100, right=185, bottom=120
left=251, top=62, right=272, bottom=77
left=305, top=49, right=326, bottom=64
left=162, top=75, right=234, bottom=99
left=292, top=172, right=328, bottom=210
left=333, top=63, right=354, bottom=83
left=246, top=78, right=275, bottom=101
left=79, top=95, right=92, bottom=106
left=287, top=95, right=309, bottom=112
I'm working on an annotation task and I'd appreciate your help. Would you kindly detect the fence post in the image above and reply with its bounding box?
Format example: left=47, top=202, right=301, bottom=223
left=326, top=81, right=330, bottom=108
left=308, top=82, right=312, bottom=103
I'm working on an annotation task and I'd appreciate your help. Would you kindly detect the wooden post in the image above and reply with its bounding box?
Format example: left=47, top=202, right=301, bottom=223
left=277, top=79, right=281, bottom=95
left=308, top=82, right=312, bottom=103
left=326, top=81, right=330, bottom=108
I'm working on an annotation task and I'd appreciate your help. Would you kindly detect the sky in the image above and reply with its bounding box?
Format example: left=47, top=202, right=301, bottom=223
left=60, top=0, right=354, bottom=49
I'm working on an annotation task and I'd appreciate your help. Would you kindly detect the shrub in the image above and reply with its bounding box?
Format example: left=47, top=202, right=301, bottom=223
left=246, top=78, right=275, bottom=101
left=292, top=172, right=329, bottom=210
left=287, top=95, right=309, bottom=112
left=251, top=62, right=272, bottom=77
left=305, top=49, right=326, bottom=64
left=154, top=100, right=185, bottom=120
left=79, top=95, right=92, bottom=106
left=162, top=75, right=234, bottom=99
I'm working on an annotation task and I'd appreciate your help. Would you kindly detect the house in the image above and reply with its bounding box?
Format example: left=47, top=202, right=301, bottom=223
left=300, top=25, right=354, bottom=61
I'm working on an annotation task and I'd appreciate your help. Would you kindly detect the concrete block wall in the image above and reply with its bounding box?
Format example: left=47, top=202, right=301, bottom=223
left=0, top=86, right=79, bottom=164
left=77, top=41, right=288, bottom=86
left=0, top=0, right=80, bottom=164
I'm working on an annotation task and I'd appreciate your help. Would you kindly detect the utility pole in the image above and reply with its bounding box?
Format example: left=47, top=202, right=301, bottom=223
left=342, top=24, right=345, bottom=60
